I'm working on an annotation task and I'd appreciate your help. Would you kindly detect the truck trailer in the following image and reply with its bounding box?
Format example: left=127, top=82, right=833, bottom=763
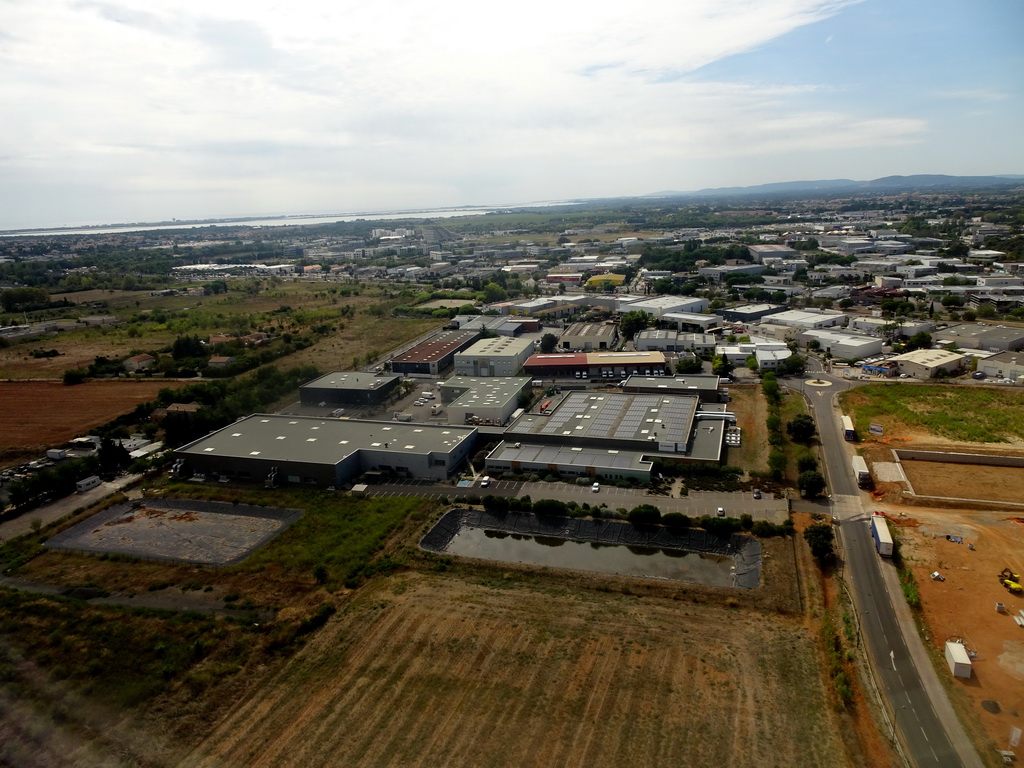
left=851, top=455, right=872, bottom=489
left=871, top=514, right=893, bottom=557
left=841, top=415, right=856, bottom=441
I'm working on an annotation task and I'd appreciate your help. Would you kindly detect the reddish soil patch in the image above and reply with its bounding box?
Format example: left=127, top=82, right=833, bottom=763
left=899, top=461, right=1024, bottom=505
left=880, top=504, right=1024, bottom=753
left=0, top=380, right=181, bottom=458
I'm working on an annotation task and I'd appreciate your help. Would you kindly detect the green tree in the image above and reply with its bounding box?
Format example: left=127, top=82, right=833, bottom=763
left=481, top=282, right=508, bottom=304
left=619, top=310, right=652, bottom=340
left=675, top=356, right=704, bottom=374
left=627, top=504, right=662, bottom=525
left=786, top=414, right=817, bottom=443
left=780, top=354, right=807, bottom=376
left=798, top=470, right=827, bottom=498
left=803, top=524, right=835, bottom=562
left=712, top=355, right=734, bottom=377
left=172, top=335, right=206, bottom=361
left=903, top=332, right=932, bottom=352
left=539, top=332, right=559, bottom=354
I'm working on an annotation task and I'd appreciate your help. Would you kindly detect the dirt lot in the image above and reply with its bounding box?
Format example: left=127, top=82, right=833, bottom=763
left=185, top=571, right=855, bottom=768
left=880, top=505, right=1024, bottom=753
left=898, top=460, right=1024, bottom=505
left=0, top=380, right=181, bottom=459
left=843, top=383, right=1024, bottom=754
left=724, top=384, right=769, bottom=475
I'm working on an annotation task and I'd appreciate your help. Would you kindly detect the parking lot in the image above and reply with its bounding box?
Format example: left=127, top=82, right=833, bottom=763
left=361, top=478, right=789, bottom=523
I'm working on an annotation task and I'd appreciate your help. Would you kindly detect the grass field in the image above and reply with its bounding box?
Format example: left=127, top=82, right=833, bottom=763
left=0, top=477, right=880, bottom=768
left=185, top=572, right=855, bottom=768
left=840, top=383, right=1024, bottom=444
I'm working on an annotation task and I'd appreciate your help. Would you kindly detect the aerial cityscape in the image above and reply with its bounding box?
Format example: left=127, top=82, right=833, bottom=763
left=2, top=1, right=1024, bottom=767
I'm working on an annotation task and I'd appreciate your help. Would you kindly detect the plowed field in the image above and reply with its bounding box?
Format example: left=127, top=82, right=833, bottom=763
left=0, top=381, right=178, bottom=456
left=186, top=573, right=853, bottom=768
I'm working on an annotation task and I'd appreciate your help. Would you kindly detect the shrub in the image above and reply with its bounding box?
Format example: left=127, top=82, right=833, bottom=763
left=662, top=512, right=691, bottom=529
left=296, top=604, right=336, bottom=636
left=627, top=504, right=662, bottom=525
left=532, top=498, right=569, bottom=517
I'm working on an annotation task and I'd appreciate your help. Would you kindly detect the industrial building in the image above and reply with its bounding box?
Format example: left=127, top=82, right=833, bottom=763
left=635, top=330, right=715, bottom=353
left=620, top=295, right=709, bottom=318
left=524, top=351, right=670, bottom=379
left=559, top=321, right=619, bottom=351
left=933, top=323, right=1024, bottom=352
left=503, top=390, right=727, bottom=461
left=453, top=336, right=533, bottom=377
left=848, top=317, right=933, bottom=338
left=718, top=304, right=786, bottom=324
left=797, top=329, right=885, bottom=360
left=485, top=441, right=654, bottom=482
left=662, top=312, right=723, bottom=332
left=622, top=375, right=723, bottom=402
left=439, top=376, right=531, bottom=426
left=389, top=330, right=480, bottom=376
left=886, top=349, right=966, bottom=378
left=760, top=309, right=847, bottom=330
left=976, top=350, right=1024, bottom=382
left=299, top=372, right=400, bottom=408
left=748, top=244, right=798, bottom=261
left=173, top=415, right=477, bottom=487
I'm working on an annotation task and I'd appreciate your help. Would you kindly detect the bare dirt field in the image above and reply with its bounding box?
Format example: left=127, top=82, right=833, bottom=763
left=45, top=499, right=302, bottom=566
left=185, top=571, right=856, bottom=768
left=724, top=384, right=769, bottom=475
left=0, top=380, right=181, bottom=458
left=897, top=460, right=1024, bottom=505
left=880, top=505, right=1024, bottom=754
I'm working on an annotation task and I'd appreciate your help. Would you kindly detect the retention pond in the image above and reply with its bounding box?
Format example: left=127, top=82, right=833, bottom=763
left=420, top=509, right=761, bottom=588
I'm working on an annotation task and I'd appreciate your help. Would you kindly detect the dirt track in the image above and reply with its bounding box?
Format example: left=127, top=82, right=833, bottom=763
left=185, top=573, right=854, bottom=768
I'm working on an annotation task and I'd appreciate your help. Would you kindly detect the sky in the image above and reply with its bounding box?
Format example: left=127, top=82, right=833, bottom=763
left=1, top=0, right=1022, bottom=229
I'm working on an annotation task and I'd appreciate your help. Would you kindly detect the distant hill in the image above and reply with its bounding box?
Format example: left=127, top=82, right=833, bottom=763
left=646, top=174, right=1024, bottom=199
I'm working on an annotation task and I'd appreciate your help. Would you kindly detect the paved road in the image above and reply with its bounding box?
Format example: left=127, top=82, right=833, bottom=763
left=793, top=366, right=982, bottom=768
left=0, top=473, right=141, bottom=542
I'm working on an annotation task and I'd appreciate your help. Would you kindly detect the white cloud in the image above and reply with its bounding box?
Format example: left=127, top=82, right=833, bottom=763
left=2, top=0, right=962, bottom=227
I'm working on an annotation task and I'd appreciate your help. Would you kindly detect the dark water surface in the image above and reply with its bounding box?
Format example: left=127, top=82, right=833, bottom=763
left=443, top=527, right=735, bottom=586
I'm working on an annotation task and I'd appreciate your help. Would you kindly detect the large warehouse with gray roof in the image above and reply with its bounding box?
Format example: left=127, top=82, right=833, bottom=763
left=173, top=415, right=477, bottom=487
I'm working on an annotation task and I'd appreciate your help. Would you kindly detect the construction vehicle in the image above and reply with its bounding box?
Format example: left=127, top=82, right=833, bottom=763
left=998, top=568, right=1023, bottom=594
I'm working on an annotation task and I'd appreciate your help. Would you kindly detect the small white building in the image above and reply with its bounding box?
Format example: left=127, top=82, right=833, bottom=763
left=944, top=641, right=972, bottom=679
left=888, top=348, right=966, bottom=378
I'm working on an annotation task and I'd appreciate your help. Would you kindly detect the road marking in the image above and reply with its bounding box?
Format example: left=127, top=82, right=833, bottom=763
left=920, top=727, right=929, bottom=742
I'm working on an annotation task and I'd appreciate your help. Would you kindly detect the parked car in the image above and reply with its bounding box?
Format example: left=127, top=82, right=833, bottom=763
left=591, top=482, right=600, bottom=493
left=716, top=507, right=725, bottom=517
left=752, top=488, right=762, bottom=499
left=480, top=476, right=491, bottom=487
